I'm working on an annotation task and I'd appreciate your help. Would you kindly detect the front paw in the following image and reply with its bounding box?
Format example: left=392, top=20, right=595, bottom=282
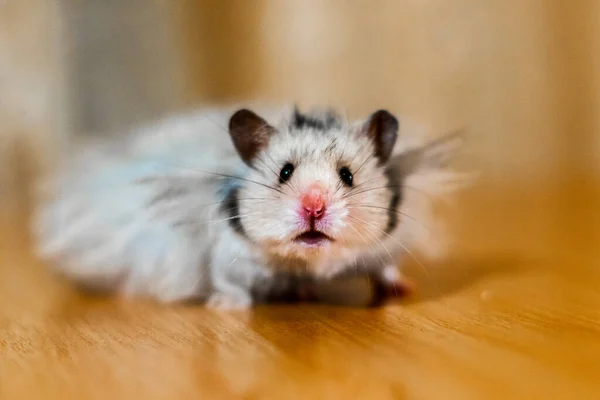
left=206, top=292, right=252, bottom=310
left=371, top=265, right=415, bottom=305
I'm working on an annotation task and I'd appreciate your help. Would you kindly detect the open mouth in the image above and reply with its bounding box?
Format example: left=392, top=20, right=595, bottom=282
left=294, top=230, right=333, bottom=247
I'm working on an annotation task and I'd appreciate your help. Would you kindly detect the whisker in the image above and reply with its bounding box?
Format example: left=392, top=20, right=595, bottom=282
left=257, top=155, right=298, bottom=195
left=353, top=152, right=374, bottom=176
left=332, top=136, right=355, bottom=197
left=346, top=203, right=441, bottom=251
left=150, top=196, right=275, bottom=210
left=145, top=124, right=286, bottom=195
left=343, top=182, right=445, bottom=205
left=336, top=229, right=359, bottom=278
left=203, top=114, right=229, bottom=133
left=345, top=137, right=361, bottom=167
left=345, top=223, right=376, bottom=285
left=342, top=183, right=394, bottom=200
left=221, top=257, right=239, bottom=273
left=256, top=156, right=279, bottom=180
left=207, top=214, right=258, bottom=227
left=156, top=113, right=287, bottom=196
left=348, top=215, right=395, bottom=263
left=148, top=197, right=277, bottom=227
left=345, top=175, right=388, bottom=194
left=159, top=163, right=286, bottom=196
left=173, top=211, right=263, bottom=228
left=332, top=178, right=345, bottom=197
left=347, top=216, right=395, bottom=286
left=343, top=176, right=450, bottom=207
left=266, top=152, right=302, bottom=195
left=346, top=204, right=425, bottom=227
left=349, top=214, right=431, bottom=278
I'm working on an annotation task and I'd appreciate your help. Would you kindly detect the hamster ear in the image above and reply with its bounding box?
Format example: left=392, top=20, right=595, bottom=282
left=229, top=109, right=276, bottom=166
left=363, top=110, right=399, bottom=165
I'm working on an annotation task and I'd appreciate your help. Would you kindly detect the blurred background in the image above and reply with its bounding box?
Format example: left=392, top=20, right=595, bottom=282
left=0, top=0, right=598, bottom=212
left=1, top=4, right=600, bottom=398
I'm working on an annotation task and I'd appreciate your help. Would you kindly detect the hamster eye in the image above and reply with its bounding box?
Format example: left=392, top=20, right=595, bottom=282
left=279, top=163, right=295, bottom=183
left=339, top=166, right=353, bottom=187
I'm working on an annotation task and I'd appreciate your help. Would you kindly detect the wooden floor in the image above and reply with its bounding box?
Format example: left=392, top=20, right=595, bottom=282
left=1, top=181, right=599, bottom=400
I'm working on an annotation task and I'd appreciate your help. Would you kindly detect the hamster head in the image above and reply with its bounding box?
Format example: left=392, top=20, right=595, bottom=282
left=226, top=106, right=402, bottom=271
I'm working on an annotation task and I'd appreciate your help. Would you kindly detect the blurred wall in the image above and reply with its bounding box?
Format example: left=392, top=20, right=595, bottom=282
left=1, top=0, right=598, bottom=211
left=0, top=0, right=68, bottom=210
left=64, top=0, right=188, bottom=134
left=174, top=0, right=598, bottom=186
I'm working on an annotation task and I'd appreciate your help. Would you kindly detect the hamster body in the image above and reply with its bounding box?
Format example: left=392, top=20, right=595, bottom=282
left=34, top=104, right=464, bottom=309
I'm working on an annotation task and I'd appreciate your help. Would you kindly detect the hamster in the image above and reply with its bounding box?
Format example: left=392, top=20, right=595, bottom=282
left=33, top=104, right=466, bottom=309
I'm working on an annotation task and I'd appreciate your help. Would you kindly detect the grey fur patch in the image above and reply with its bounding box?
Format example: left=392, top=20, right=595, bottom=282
left=292, top=108, right=342, bottom=131
left=219, top=186, right=247, bottom=238
left=383, top=166, right=402, bottom=234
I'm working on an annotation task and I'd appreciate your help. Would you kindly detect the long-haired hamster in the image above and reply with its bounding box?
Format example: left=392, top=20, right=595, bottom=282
left=33, top=104, right=467, bottom=309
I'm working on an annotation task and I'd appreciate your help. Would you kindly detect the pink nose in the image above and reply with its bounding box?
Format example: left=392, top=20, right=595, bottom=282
left=301, top=184, right=326, bottom=220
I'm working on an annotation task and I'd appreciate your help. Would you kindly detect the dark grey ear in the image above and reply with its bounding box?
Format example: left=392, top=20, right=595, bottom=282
left=229, top=109, right=275, bottom=166
left=389, top=131, right=464, bottom=177
left=363, top=110, right=399, bottom=165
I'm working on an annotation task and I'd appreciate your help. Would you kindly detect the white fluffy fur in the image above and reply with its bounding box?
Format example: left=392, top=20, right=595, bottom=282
left=32, top=104, right=468, bottom=308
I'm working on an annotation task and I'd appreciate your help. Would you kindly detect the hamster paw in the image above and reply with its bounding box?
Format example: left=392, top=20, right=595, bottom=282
left=370, top=265, right=415, bottom=306
left=206, top=292, right=252, bottom=310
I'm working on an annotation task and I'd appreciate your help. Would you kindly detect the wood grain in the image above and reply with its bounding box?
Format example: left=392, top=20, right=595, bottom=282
left=1, top=181, right=598, bottom=400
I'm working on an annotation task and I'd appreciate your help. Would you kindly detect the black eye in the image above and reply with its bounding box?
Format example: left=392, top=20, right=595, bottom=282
left=279, top=163, right=295, bottom=183
left=339, top=166, right=353, bottom=187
